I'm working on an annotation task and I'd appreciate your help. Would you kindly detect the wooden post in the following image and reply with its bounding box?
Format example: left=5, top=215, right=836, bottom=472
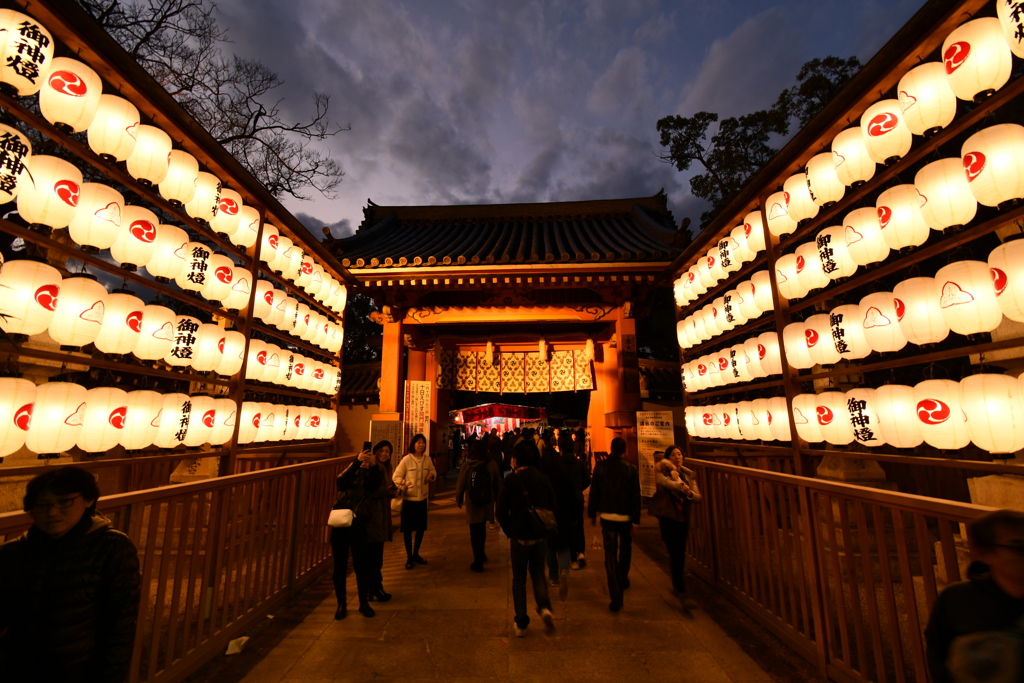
left=378, top=319, right=405, bottom=413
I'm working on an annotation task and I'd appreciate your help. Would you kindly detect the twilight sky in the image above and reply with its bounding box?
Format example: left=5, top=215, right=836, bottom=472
left=212, top=0, right=925, bottom=239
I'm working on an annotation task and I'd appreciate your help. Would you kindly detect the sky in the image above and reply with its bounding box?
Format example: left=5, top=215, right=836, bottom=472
left=211, top=0, right=926, bottom=239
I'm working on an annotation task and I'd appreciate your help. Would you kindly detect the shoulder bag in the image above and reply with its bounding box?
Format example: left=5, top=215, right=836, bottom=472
left=516, top=472, right=557, bottom=539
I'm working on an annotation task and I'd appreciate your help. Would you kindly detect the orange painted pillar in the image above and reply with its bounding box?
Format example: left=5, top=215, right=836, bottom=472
left=378, top=320, right=404, bottom=413
left=407, top=349, right=427, bottom=382
left=587, top=342, right=610, bottom=455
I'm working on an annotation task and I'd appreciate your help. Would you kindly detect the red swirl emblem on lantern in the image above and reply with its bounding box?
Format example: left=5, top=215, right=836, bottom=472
left=718, top=357, right=729, bottom=371
left=697, top=364, right=707, bottom=376
left=310, top=415, right=321, bottom=428
left=268, top=235, right=278, bottom=249
left=54, top=179, right=80, bottom=207
left=294, top=363, right=305, bottom=376
left=757, top=344, right=766, bottom=359
left=263, top=290, right=274, bottom=305
left=256, top=350, right=267, bottom=366
left=992, top=268, right=1008, bottom=296
left=108, top=406, right=127, bottom=429
left=314, top=368, right=324, bottom=379
left=707, top=256, right=715, bottom=269
left=14, top=403, right=33, bottom=431
left=805, top=328, right=819, bottom=347
left=744, top=223, right=752, bottom=237
left=203, top=409, right=216, bottom=428
left=867, top=112, right=898, bottom=136
left=252, top=412, right=261, bottom=428
left=34, top=284, right=59, bottom=311
left=796, top=255, right=805, bottom=273
left=215, top=266, right=232, bottom=284
left=943, top=41, right=971, bottom=74
left=129, top=219, right=156, bottom=243
left=722, top=413, right=731, bottom=426
left=301, top=261, right=313, bottom=275
left=218, top=197, right=239, bottom=216
left=48, top=70, right=88, bottom=97
left=917, top=398, right=951, bottom=424
left=894, top=297, right=906, bottom=321
left=877, top=206, right=892, bottom=229
left=217, top=337, right=225, bottom=353
left=963, top=151, right=986, bottom=182
left=702, top=413, right=713, bottom=426
left=816, top=405, right=834, bottom=425
left=126, top=310, right=142, bottom=333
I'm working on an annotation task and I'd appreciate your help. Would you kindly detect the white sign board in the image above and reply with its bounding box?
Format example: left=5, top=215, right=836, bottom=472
left=637, top=410, right=675, bottom=497
left=404, top=380, right=432, bottom=454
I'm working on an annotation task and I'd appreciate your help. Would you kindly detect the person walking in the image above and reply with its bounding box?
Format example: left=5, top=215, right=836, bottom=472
left=0, top=466, right=141, bottom=683
left=541, top=440, right=580, bottom=600
left=497, top=441, right=557, bottom=637
left=393, top=433, right=437, bottom=570
left=563, top=432, right=591, bottom=570
left=366, top=440, right=395, bottom=603
left=587, top=437, right=641, bottom=612
left=331, top=448, right=385, bottom=619
left=456, top=440, right=501, bottom=572
left=649, top=446, right=701, bottom=609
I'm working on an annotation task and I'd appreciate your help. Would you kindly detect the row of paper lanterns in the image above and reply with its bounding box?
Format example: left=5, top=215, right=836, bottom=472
left=686, top=373, right=1024, bottom=454
left=0, top=378, right=339, bottom=457
left=676, top=270, right=774, bottom=349
left=681, top=331, right=782, bottom=393
left=0, top=261, right=341, bottom=393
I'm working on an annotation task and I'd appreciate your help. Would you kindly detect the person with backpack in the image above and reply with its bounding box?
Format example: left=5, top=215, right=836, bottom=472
left=456, top=440, right=502, bottom=572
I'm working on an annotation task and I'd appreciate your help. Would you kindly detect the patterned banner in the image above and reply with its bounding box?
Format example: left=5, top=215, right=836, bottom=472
left=437, top=350, right=594, bottom=394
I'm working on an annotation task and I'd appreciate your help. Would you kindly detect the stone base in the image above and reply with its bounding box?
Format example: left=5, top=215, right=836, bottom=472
left=967, top=473, right=1024, bottom=511
left=815, top=455, right=889, bottom=484
left=169, top=456, right=221, bottom=483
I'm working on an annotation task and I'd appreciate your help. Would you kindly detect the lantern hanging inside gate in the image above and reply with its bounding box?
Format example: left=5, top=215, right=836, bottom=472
left=125, top=125, right=171, bottom=186
left=676, top=320, right=688, bottom=349
left=210, top=187, right=242, bottom=236
left=815, top=225, right=858, bottom=281
left=220, top=268, right=252, bottom=311
left=914, top=378, right=971, bottom=449
left=145, top=224, right=188, bottom=282
left=792, top=393, right=824, bottom=443
left=284, top=405, right=302, bottom=441
left=942, top=17, right=1012, bottom=102
left=806, top=152, right=845, bottom=206
left=94, top=289, right=143, bottom=355
left=0, top=259, right=62, bottom=336
left=776, top=253, right=808, bottom=301
left=783, top=321, right=814, bottom=370
left=273, top=405, right=290, bottom=441
left=989, top=238, right=1024, bottom=322
left=961, top=123, right=1024, bottom=207
left=263, top=343, right=283, bottom=384
left=829, top=304, right=872, bottom=360
left=183, top=394, right=216, bottom=448
left=934, top=260, right=1003, bottom=336
left=730, top=225, right=756, bottom=264
left=190, top=323, right=224, bottom=373
left=766, top=190, right=797, bottom=236
left=209, top=397, right=236, bottom=446
left=119, top=390, right=162, bottom=451
left=816, top=391, right=854, bottom=445
left=859, top=291, right=908, bottom=353
left=293, top=303, right=311, bottom=340
left=0, top=377, right=35, bottom=457
left=749, top=398, right=773, bottom=441
left=915, top=158, right=978, bottom=231
left=876, top=184, right=931, bottom=251
left=276, top=296, right=298, bottom=333
left=783, top=173, right=819, bottom=223
left=66, top=183, right=123, bottom=253
left=25, top=381, right=87, bottom=455
left=39, top=57, right=102, bottom=133
left=961, top=373, right=1024, bottom=453
left=275, top=352, right=295, bottom=387
left=712, top=295, right=732, bottom=333
left=874, top=384, right=923, bottom=449
left=804, top=313, right=841, bottom=366
left=0, top=10, right=54, bottom=96
left=131, top=304, right=176, bottom=360
left=159, top=150, right=199, bottom=207
left=0, top=123, right=30, bottom=204
left=897, top=62, right=957, bottom=137
left=844, top=388, right=887, bottom=447
left=174, top=242, right=212, bottom=294
left=164, top=315, right=201, bottom=367
left=87, top=95, right=139, bottom=162
left=48, top=275, right=106, bottom=349
left=199, top=253, right=235, bottom=303
left=77, top=387, right=128, bottom=453
left=768, top=396, right=792, bottom=441
left=893, top=276, right=950, bottom=345
left=737, top=401, right=756, bottom=441
left=17, top=155, right=82, bottom=232
left=282, top=244, right=304, bottom=282
left=723, top=404, right=743, bottom=440
left=795, top=241, right=829, bottom=293
left=717, top=238, right=741, bottom=276
left=265, top=288, right=287, bottom=328
left=111, top=204, right=159, bottom=270
left=832, top=126, right=877, bottom=187
left=215, top=330, right=246, bottom=377
left=700, top=304, right=720, bottom=338
left=185, top=172, right=221, bottom=225
left=153, top=393, right=191, bottom=449
left=231, top=204, right=260, bottom=248
left=253, top=280, right=275, bottom=321
left=743, top=211, right=767, bottom=254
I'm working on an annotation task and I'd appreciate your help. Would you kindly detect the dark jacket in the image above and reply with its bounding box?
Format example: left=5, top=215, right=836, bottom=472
left=566, top=452, right=591, bottom=505
left=540, top=453, right=581, bottom=548
left=496, top=467, right=557, bottom=541
left=648, top=461, right=702, bottom=523
left=0, top=512, right=141, bottom=683
left=335, top=461, right=387, bottom=543
left=587, top=453, right=641, bottom=524
left=455, top=458, right=501, bottom=524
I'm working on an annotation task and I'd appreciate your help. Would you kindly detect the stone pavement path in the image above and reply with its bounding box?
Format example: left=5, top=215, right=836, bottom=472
left=235, top=486, right=772, bottom=683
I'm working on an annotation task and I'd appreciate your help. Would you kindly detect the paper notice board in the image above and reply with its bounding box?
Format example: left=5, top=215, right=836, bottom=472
left=637, top=410, right=675, bottom=497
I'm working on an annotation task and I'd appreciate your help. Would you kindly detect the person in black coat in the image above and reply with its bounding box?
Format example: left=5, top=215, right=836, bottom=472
left=540, top=443, right=580, bottom=600
left=588, top=437, right=641, bottom=612
left=0, top=466, right=141, bottom=683
left=331, top=449, right=385, bottom=620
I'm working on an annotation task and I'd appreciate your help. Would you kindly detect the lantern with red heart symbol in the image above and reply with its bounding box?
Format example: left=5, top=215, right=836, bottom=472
left=792, top=393, right=824, bottom=443
left=874, top=384, right=923, bottom=448
left=942, top=18, right=1012, bottom=102
left=25, top=381, right=88, bottom=455
left=804, top=313, right=840, bottom=366
left=183, top=394, right=216, bottom=447
left=742, top=211, right=767, bottom=253
left=159, top=150, right=199, bottom=207
left=185, top=172, right=221, bottom=224
left=260, top=224, right=280, bottom=267
left=897, top=62, right=957, bottom=137
left=914, top=379, right=971, bottom=449
left=0, top=260, right=62, bottom=337
left=125, top=125, right=171, bottom=186
left=66, top=183, right=124, bottom=253
left=230, top=204, right=261, bottom=248
left=209, top=398, right=236, bottom=446
left=783, top=172, right=819, bottom=223
left=893, top=276, right=949, bottom=345
left=806, top=152, right=845, bottom=207
left=815, top=391, right=854, bottom=445
left=40, top=57, right=102, bottom=133
left=961, top=124, right=1024, bottom=208
left=775, top=253, right=808, bottom=301
left=831, top=126, right=876, bottom=187
left=111, top=204, right=159, bottom=270
left=859, top=291, right=907, bottom=353
left=132, top=304, right=176, bottom=360
left=0, top=377, right=35, bottom=458
left=782, top=321, right=814, bottom=370
left=153, top=393, right=191, bottom=449
left=0, top=10, right=54, bottom=96
left=87, top=95, right=139, bottom=162
left=199, top=253, right=235, bottom=303
left=963, top=373, right=1024, bottom=453
left=915, top=158, right=978, bottom=232
left=765, top=189, right=797, bottom=237
left=191, top=323, right=224, bottom=373
left=215, top=330, right=246, bottom=377
left=77, top=387, right=128, bottom=453
left=934, top=260, right=1003, bottom=336
left=94, top=290, right=143, bottom=356
left=48, top=275, right=106, bottom=349
left=989, top=238, right=1024, bottom=322
left=17, top=155, right=82, bottom=232
left=211, top=187, right=243, bottom=237
left=145, top=224, right=188, bottom=282
left=795, top=241, right=829, bottom=293
left=237, top=402, right=260, bottom=444
left=876, top=184, right=931, bottom=251
left=245, top=339, right=268, bottom=382
left=252, top=280, right=275, bottom=321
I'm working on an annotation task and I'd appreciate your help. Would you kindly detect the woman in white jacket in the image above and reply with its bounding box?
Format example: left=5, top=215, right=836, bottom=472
left=392, top=433, right=437, bottom=570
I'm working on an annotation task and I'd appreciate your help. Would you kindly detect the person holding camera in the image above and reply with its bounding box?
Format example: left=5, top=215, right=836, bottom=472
left=365, top=440, right=396, bottom=603
left=331, top=448, right=385, bottom=619
left=649, top=445, right=701, bottom=609
left=392, top=433, right=437, bottom=570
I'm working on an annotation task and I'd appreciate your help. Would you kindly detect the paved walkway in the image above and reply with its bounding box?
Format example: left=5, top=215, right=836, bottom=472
left=235, top=486, right=772, bottom=683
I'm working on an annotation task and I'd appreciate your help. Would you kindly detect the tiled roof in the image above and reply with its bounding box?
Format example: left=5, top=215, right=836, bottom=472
left=639, top=359, right=683, bottom=399
left=331, top=193, right=684, bottom=269
left=338, top=363, right=381, bottom=400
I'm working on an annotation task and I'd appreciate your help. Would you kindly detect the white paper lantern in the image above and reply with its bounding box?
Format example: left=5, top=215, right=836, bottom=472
left=174, top=242, right=213, bottom=293
left=806, top=152, right=845, bottom=207
left=893, top=276, right=950, bottom=346
left=695, top=255, right=714, bottom=289
left=275, top=352, right=295, bottom=386
left=742, top=336, right=766, bottom=379
left=757, top=331, right=782, bottom=375
left=828, top=304, right=871, bottom=360
left=191, top=323, right=224, bottom=372
left=270, top=234, right=293, bottom=273
left=39, top=57, right=101, bottom=132
left=766, top=190, right=797, bottom=237
left=256, top=402, right=277, bottom=442
left=0, top=260, right=61, bottom=336
left=132, top=304, right=176, bottom=360
left=783, top=172, right=819, bottom=223
left=261, top=223, right=280, bottom=267
left=859, top=291, right=907, bottom=353
left=0, top=378, right=35, bottom=457
left=266, top=288, right=287, bottom=328
left=164, top=315, right=201, bottom=367
left=723, top=404, right=743, bottom=440
left=962, top=374, right=1024, bottom=453
left=125, top=125, right=171, bottom=185
left=25, top=382, right=87, bottom=455
left=713, top=351, right=731, bottom=386
left=308, top=264, right=326, bottom=297
left=66, top=183, right=123, bottom=252
left=298, top=406, right=317, bottom=440
left=329, top=325, right=344, bottom=355
left=676, top=320, right=688, bottom=349
left=119, top=390, right=162, bottom=451
left=832, top=126, right=877, bottom=187
left=210, top=397, right=236, bottom=446
left=748, top=398, right=772, bottom=441
left=284, top=406, right=302, bottom=441
left=795, top=241, right=829, bottom=292
left=185, top=172, right=221, bottom=224
left=159, top=150, right=198, bottom=206
left=93, top=290, right=143, bottom=355
left=17, top=155, right=81, bottom=231
left=215, top=330, right=246, bottom=376
left=876, top=184, right=930, bottom=251
left=712, top=296, right=732, bottom=333
left=87, top=95, right=139, bottom=162
left=183, top=394, right=216, bottom=448
left=198, top=253, right=235, bottom=303
left=792, top=394, right=824, bottom=443
left=742, top=211, right=767, bottom=254
left=914, top=378, right=971, bottom=449
left=143, top=224, right=188, bottom=283
left=263, top=343, right=283, bottom=383
left=231, top=204, right=260, bottom=248
left=750, top=270, right=774, bottom=313
left=0, top=123, right=29, bottom=205
left=804, top=313, right=841, bottom=366
left=220, top=267, right=252, bottom=311
left=705, top=249, right=725, bottom=284
left=874, top=385, right=923, bottom=449
left=776, top=253, right=808, bottom=301
left=210, top=187, right=242, bottom=237
left=935, top=260, right=1002, bottom=336
left=48, top=275, right=106, bottom=348
left=276, top=296, right=298, bottom=332
left=915, top=158, right=978, bottom=231
left=691, top=315, right=708, bottom=344
left=153, top=393, right=191, bottom=449
left=768, top=396, right=792, bottom=441
left=843, top=208, right=889, bottom=267
left=989, top=239, right=1024, bottom=322
left=245, top=338, right=268, bottom=381
left=815, top=225, right=858, bottom=281
left=77, top=387, right=128, bottom=453
left=0, top=10, right=54, bottom=96
left=942, top=18, right=1012, bottom=102
left=111, top=204, right=158, bottom=270
left=272, top=405, right=289, bottom=441
left=897, top=62, right=957, bottom=136
left=324, top=412, right=338, bottom=440
left=292, top=356, right=310, bottom=389
left=816, top=391, right=854, bottom=445
left=782, top=321, right=814, bottom=370
left=731, top=344, right=754, bottom=384
left=962, top=124, right=1024, bottom=208
left=237, top=402, right=260, bottom=444
left=700, top=304, right=720, bottom=338
left=684, top=266, right=706, bottom=301
left=844, top=388, right=886, bottom=447
left=730, top=225, right=755, bottom=264
left=282, top=244, right=304, bottom=281
left=736, top=280, right=760, bottom=320
left=998, top=0, right=1024, bottom=57
left=862, top=100, right=913, bottom=165
left=737, top=401, right=756, bottom=440
left=253, top=280, right=275, bottom=321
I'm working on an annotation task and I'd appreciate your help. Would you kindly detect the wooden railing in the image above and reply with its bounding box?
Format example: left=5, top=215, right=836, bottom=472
left=685, top=458, right=993, bottom=683
left=0, top=456, right=351, bottom=683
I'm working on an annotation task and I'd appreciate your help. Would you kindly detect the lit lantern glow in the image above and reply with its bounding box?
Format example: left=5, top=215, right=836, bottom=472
left=795, top=241, right=829, bottom=292
left=676, top=320, right=688, bottom=349
left=293, top=303, right=311, bottom=339
left=683, top=266, right=706, bottom=301
left=989, top=239, right=1024, bottom=322
left=77, top=387, right=128, bottom=453
left=145, top=224, right=188, bottom=282
left=87, top=95, right=139, bottom=162
left=17, top=155, right=82, bottom=231
left=730, top=225, right=755, bottom=264
left=0, top=10, right=54, bottom=96
left=832, top=126, right=877, bottom=187
left=816, top=391, right=854, bottom=445
left=324, top=412, right=338, bottom=440
left=743, top=211, right=767, bottom=254
left=804, top=313, right=841, bottom=366
left=768, top=396, right=792, bottom=441
left=284, top=406, right=302, bottom=441
left=111, top=204, right=159, bottom=270
left=298, top=405, right=316, bottom=440
left=691, top=315, right=707, bottom=344
left=0, top=378, right=35, bottom=457
left=751, top=398, right=773, bottom=441
left=0, top=260, right=62, bottom=336
left=730, top=344, right=753, bottom=384
left=253, top=280, right=275, bottom=321
left=185, top=172, right=221, bottom=224
left=237, top=402, right=260, bottom=444
left=174, top=242, right=213, bottom=293
left=330, top=325, right=345, bottom=354
left=673, top=277, right=688, bottom=308
left=757, top=331, right=782, bottom=375
left=712, top=296, right=732, bottom=332
left=829, top=304, right=872, bottom=360
left=272, top=405, right=289, bottom=441
left=119, top=390, right=162, bottom=451
left=94, top=289, right=143, bottom=355
left=261, top=224, right=280, bottom=267
left=876, top=184, right=930, bottom=251
left=844, top=207, right=890, bottom=267
left=874, top=384, right=923, bottom=448
left=153, top=393, right=191, bottom=449
left=915, top=378, right=971, bottom=449
left=701, top=304, right=720, bottom=337
left=275, top=352, right=295, bottom=386
left=48, top=275, right=106, bottom=348
left=775, top=253, right=808, bottom=301
left=125, top=125, right=171, bottom=185
left=893, top=277, right=950, bottom=346
left=215, top=330, right=246, bottom=376
left=220, top=268, right=252, bottom=311
left=962, top=373, right=1024, bottom=453
left=263, top=343, right=283, bottom=383
left=210, top=397, right=236, bottom=446
left=266, top=288, right=287, bottom=328
left=859, top=291, right=907, bottom=353
left=0, top=123, right=30, bottom=204
left=722, top=404, right=742, bottom=440
left=751, top=270, right=774, bottom=312
left=998, top=0, right=1024, bottom=57
left=783, top=172, right=819, bottom=223
left=211, top=187, right=242, bottom=236
left=792, top=394, right=824, bottom=443
left=815, top=225, right=858, bottom=281
left=231, top=204, right=260, bottom=248
left=782, top=321, right=814, bottom=370
left=718, top=238, right=743, bottom=276
left=67, top=183, right=123, bottom=252
left=25, top=381, right=87, bottom=455
left=694, top=254, right=714, bottom=289
left=164, top=315, right=201, bottom=367
left=723, top=289, right=748, bottom=329
left=806, top=152, right=845, bottom=206
left=934, top=260, right=1003, bottom=336
left=737, top=401, right=756, bottom=440
left=199, top=253, right=235, bottom=303
left=743, top=336, right=766, bottom=379
left=704, top=249, right=725, bottom=285
left=897, top=62, right=957, bottom=136
left=256, top=402, right=276, bottom=442
left=737, top=279, right=761, bottom=320
left=844, top=388, right=886, bottom=447
left=132, top=304, right=176, bottom=360
left=961, top=124, right=1024, bottom=207
left=39, top=57, right=101, bottom=132
left=159, top=150, right=198, bottom=206
left=859, top=100, right=912, bottom=164
left=282, top=244, right=304, bottom=282
left=914, top=158, right=978, bottom=231
left=183, top=394, right=216, bottom=447
left=942, top=18, right=1012, bottom=102
left=191, top=323, right=224, bottom=372
left=271, top=234, right=293, bottom=273
left=245, top=338, right=268, bottom=381
left=765, top=189, right=797, bottom=236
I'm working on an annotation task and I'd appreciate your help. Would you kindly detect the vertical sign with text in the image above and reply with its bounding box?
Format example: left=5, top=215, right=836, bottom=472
left=636, top=410, right=674, bottom=497
left=404, top=380, right=432, bottom=454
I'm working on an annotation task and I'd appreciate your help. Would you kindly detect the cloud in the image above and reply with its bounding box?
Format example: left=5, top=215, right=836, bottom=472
left=587, top=47, right=655, bottom=121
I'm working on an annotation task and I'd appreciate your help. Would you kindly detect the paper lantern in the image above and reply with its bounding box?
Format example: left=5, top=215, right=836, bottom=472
left=730, top=225, right=755, bottom=264
left=0, top=123, right=30, bottom=203
left=705, top=249, right=725, bottom=284
left=915, top=158, right=978, bottom=231
left=299, top=406, right=318, bottom=440
left=914, top=378, right=971, bottom=449
left=742, top=211, right=767, bottom=254
left=815, top=225, right=858, bottom=280
left=961, top=124, right=1024, bottom=207
left=766, top=190, right=797, bottom=236
left=324, top=412, right=338, bottom=440
left=245, top=338, right=268, bottom=381
left=252, top=280, right=274, bottom=321
left=48, top=275, right=106, bottom=348
left=144, top=224, right=188, bottom=282
left=897, top=62, right=957, bottom=136
left=292, top=356, right=310, bottom=389
left=828, top=304, right=871, bottom=360
left=935, top=260, right=1002, bottom=336
left=749, top=270, right=773, bottom=313
left=256, top=402, right=277, bottom=442
left=185, top=172, right=222, bottom=224
left=87, top=95, right=139, bottom=162
left=0, top=378, right=35, bottom=457
left=942, top=18, right=1012, bottom=102
left=132, top=304, right=176, bottom=360
left=198, top=253, right=235, bottom=303
left=783, top=173, right=819, bottom=223
left=806, top=152, right=845, bottom=207
left=874, top=385, right=923, bottom=449
left=844, top=388, right=886, bottom=447
left=776, top=253, right=808, bottom=301
left=230, top=204, right=260, bottom=248
left=757, top=331, right=782, bottom=375
left=844, top=207, right=890, bottom=267
left=119, top=390, right=162, bottom=451
left=689, top=315, right=707, bottom=344
left=998, top=0, right=1024, bottom=57
left=275, top=352, right=295, bottom=386
left=962, top=374, right=1024, bottom=453
left=748, top=398, right=772, bottom=441
left=859, top=291, right=907, bottom=353
left=723, top=289, right=749, bottom=329
left=730, top=344, right=753, bottom=384
left=284, top=405, right=302, bottom=441
left=164, top=315, right=201, bottom=367
left=989, top=239, right=1024, bottom=322
left=125, top=125, right=171, bottom=185
left=893, top=276, right=949, bottom=345
left=17, top=155, right=82, bottom=231
left=210, top=187, right=242, bottom=237
left=876, top=184, right=930, bottom=251
left=673, top=277, right=688, bottom=308
left=0, top=260, right=61, bottom=336
left=39, top=57, right=101, bottom=132
left=768, top=396, right=792, bottom=441
left=275, top=295, right=299, bottom=334
left=153, top=393, right=191, bottom=449
left=66, top=183, right=123, bottom=252
left=795, top=241, right=829, bottom=292
left=694, top=254, right=714, bottom=289
left=0, top=10, right=54, bottom=96
left=742, top=336, right=766, bottom=379
left=159, top=150, right=198, bottom=206
left=270, top=235, right=293, bottom=273
left=94, top=290, right=143, bottom=355
left=700, top=304, right=720, bottom=337
left=736, top=401, right=756, bottom=440
left=210, top=397, right=237, bottom=446
left=782, top=321, right=814, bottom=369
left=723, top=404, right=743, bottom=440
left=862, top=100, right=912, bottom=165
left=183, top=394, right=216, bottom=448
left=77, top=387, right=128, bottom=453
left=816, top=391, right=854, bottom=445
left=308, top=264, right=326, bottom=297
left=215, top=330, right=246, bottom=376
left=711, top=296, right=731, bottom=333
left=263, top=343, right=284, bottom=383
left=25, top=382, right=87, bottom=455
left=792, top=394, right=823, bottom=443
left=272, top=405, right=289, bottom=441
left=330, top=325, right=345, bottom=355
left=110, top=204, right=158, bottom=270
left=265, top=288, right=287, bottom=328
left=684, top=265, right=707, bottom=301
left=293, top=303, right=311, bottom=340
left=260, top=223, right=280, bottom=267
left=676, top=320, right=688, bottom=349
left=736, top=280, right=760, bottom=320
left=220, top=268, right=252, bottom=311
left=237, top=402, right=260, bottom=444
left=804, top=313, right=841, bottom=366
left=330, top=366, right=343, bottom=395
left=191, top=323, right=224, bottom=372
left=174, top=242, right=213, bottom=293
left=832, top=126, right=877, bottom=187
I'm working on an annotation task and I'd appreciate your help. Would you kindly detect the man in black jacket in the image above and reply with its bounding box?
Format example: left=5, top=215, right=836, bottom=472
left=587, top=437, right=641, bottom=612
left=0, top=466, right=141, bottom=683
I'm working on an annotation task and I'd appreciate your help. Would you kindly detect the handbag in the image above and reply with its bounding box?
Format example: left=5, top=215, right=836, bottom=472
left=391, top=497, right=404, bottom=514
left=327, top=509, right=354, bottom=528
